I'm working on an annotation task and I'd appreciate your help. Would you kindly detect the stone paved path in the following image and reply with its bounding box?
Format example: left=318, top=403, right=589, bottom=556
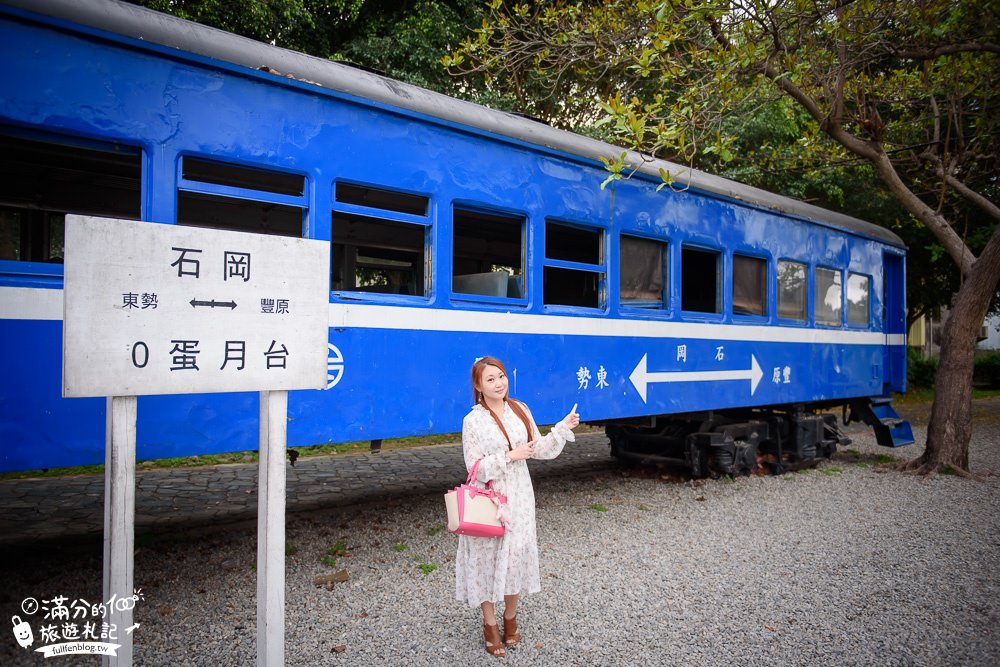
left=0, top=433, right=615, bottom=546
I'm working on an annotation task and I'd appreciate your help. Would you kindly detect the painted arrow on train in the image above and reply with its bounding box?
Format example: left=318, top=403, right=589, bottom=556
left=629, top=353, right=763, bottom=403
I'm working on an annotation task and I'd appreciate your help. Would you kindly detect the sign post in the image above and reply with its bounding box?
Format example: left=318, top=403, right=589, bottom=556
left=63, top=215, right=329, bottom=666
left=103, top=395, right=136, bottom=665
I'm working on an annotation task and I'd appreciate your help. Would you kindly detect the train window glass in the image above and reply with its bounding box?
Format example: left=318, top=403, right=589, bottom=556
left=544, top=221, right=604, bottom=308
left=681, top=246, right=721, bottom=314
left=815, top=267, right=843, bottom=326
left=336, top=182, right=428, bottom=216
left=177, top=192, right=304, bottom=237
left=0, top=133, right=141, bottom=263
left=331, top=212, right=426, bottom=295
left=453, top=209, right=524, bottom=299
left=620, top=235, right=666, bottom=308
left=847, top=272, right=870, bottom=325
left=546, top=222, right=601, bottom=264
left=183, top=157, right=304, bottom=196
left=732, top=254, right=767, bottom=316
left=777, top=260, right=807, bottom=320
left=544, top=266, right=600, bottom=307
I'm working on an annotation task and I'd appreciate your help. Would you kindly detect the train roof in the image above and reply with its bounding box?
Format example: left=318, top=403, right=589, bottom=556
left=7, top=0, right=906, bottom=248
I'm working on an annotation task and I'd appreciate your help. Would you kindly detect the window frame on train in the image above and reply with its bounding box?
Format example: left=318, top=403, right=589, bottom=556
left=731, top=252, right=769, bottom=319
left=680, top=244, right=722, bottom=316
left=176, top=155, right=308, bottom=238
left=776, top=259, right=808, bottom=322
left=542, top=218, right=606, bottom=311
left=451, top=206, right=528, bottom=305
left=846, top=271, right=872, bottom=327
left=618, top=233, right=669, bottom=312
left=815, top=265, right=844, bottom=327
left=0, top=129, right=142, bottom=284
left=330, top=180, right=431, bottom=299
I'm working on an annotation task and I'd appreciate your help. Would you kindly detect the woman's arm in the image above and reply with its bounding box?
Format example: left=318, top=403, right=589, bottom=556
left=523, top=403, right=577, bottom=460
left=462, top=413, right=508, bottom=483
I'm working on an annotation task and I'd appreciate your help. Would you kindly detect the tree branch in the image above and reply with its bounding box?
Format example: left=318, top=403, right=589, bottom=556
left=755, top=62, right=976, bottom=276
left=922, top=153, right=1000, bottom=223
left=890, top=42, right=1000, bottom=58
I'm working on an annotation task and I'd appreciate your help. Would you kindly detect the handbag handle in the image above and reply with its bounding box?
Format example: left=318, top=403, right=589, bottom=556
left=466, top=459, right=482, bottom=486
left=466, top=459, right=499, bottom=491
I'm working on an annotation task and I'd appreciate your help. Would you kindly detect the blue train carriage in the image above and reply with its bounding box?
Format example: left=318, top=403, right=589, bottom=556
left=0, top=0, right=912, bottom=476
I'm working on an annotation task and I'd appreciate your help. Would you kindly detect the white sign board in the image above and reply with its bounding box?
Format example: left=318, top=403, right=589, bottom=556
left=63, top=215, right=330, bottom=397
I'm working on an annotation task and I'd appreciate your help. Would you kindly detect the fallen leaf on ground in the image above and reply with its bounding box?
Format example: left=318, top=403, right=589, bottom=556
left=313, top=569, right=349, bottom=590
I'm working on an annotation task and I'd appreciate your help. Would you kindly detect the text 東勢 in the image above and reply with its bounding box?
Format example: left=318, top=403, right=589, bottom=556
left=575, top=365, right=610, bottom=391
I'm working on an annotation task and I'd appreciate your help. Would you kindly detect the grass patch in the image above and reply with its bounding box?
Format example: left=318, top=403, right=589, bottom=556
left=895, top=388, right=1000, bottom=404
left=874, top=454, right=897, bottom=465
left=589, top=503, right=608, bottom=512
left=285, top=543, right=298, bottom=557
left=392, top=543, right=408, bottom=552
left=0, top=434, right=460, bottom=480
left=418, top=563, right=438, bottom=575
left=821, top=467, right=843, bottom=476
left=320, top=541, right=349, bottom=567
left=426, top=525, right=444, bottom=536
left=0, top=424, right=610, bottom=480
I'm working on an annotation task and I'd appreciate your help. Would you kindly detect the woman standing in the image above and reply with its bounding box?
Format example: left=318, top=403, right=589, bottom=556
left=455, top=356, right=580, bottom=657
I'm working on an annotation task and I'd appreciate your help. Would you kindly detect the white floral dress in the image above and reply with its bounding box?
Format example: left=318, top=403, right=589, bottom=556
left=454, top=401, right=575, bottom=607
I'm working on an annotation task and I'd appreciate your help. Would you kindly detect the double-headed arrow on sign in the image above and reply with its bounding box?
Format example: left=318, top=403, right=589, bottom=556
left=189, top=298, right=237, bottom=310
left=629, top=353, right=763, bottom=403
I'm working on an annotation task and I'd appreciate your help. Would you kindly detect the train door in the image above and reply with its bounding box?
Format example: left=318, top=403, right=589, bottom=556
left=882, top=251, right=906, bottom=392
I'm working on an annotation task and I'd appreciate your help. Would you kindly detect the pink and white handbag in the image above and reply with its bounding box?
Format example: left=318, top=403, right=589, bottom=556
left=445, top=459, right=508, bottom=538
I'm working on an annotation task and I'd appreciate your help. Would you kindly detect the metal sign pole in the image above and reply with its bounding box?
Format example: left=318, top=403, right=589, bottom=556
left=102, top=395, right=136, bottom=667
left=256, top=390, right=287, bottom=666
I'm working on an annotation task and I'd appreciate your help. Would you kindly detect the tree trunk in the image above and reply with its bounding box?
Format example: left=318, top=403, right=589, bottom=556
left=910, top=222, right=1000, bottom=474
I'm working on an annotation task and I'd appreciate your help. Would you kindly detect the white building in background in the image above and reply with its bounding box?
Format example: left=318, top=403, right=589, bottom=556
left=980, top=315, right=1000, bottom=351
left=909, top=311, right=1000, bottom=357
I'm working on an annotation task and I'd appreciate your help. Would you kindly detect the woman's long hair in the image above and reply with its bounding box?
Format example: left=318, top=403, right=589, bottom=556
left=471, top=356, right=534, bottom=448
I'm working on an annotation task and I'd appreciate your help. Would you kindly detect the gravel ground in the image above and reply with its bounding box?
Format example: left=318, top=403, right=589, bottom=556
left=2, top=420, right=998, bottom=667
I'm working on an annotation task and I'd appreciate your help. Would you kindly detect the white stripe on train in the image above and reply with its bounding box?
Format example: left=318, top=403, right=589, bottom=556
left=0, top=287, right=907, bottom=347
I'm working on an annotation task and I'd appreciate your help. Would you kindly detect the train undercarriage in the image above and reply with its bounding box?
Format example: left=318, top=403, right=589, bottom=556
left=604, top=405, right=860, bottom=478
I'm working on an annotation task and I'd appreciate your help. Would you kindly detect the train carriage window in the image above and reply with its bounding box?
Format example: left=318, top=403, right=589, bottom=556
left=0, top=133, right=141, bottom=263
left=453, top=209, right=524, bottom=299
left=177, top=193, right=303, bottom=236
left=184, top=157, right=304, bottom=196
left=681, top=246, right=721, bottom=314
left=620, top=235, right=667, bottom=308
left=331, top=213, right=427, bottom=295
left=777, top=260, right=807, bottom=320
left=815, top=267, right=843, bottom=326
left=847, top=272, right=870, bottom=325
left=178, top=157, right=306, bottom=237
left=544, top=221, right=604, bottom=309
left=336, top=182, right=428, bottom=216
left=732, top=254, right=767, bottom=317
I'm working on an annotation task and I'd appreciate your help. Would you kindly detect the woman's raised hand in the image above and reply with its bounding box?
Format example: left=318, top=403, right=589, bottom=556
left=562, top=403, right=580, bottom=430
